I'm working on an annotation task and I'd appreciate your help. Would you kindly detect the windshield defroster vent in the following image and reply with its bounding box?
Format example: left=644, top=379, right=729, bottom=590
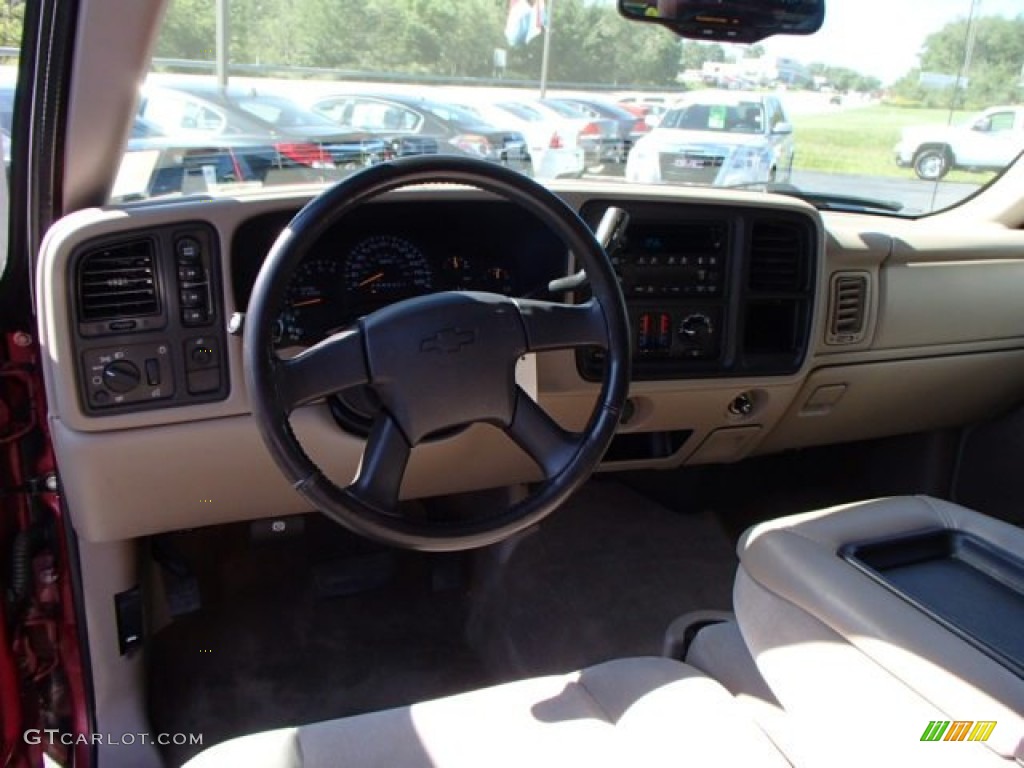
left=748, top=221, right=805, bottom=293
left=827, top=272, right=870, bottom=345
left=77, top=239, right=163, bottom=336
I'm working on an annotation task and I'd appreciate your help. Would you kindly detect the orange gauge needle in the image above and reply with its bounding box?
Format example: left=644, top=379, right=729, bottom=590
left=358, top=271, right=385, bottom=288
left=291, top=297, right=325, bottom=308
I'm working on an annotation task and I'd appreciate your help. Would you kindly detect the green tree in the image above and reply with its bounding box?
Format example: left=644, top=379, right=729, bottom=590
left=0, top=0, right=24, bottom=50
left=154, top=0, right=682, bottom=86
left=890, top=15, right=1024, bottom=108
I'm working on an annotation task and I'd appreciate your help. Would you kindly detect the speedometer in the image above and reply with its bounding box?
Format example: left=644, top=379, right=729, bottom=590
left=344, top=235, right=433, bottom=299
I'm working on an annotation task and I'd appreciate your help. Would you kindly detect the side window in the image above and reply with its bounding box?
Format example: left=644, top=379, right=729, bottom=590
left=181, top=101, right=224, bottom=132
left=316, top=99, right=353, bottom=126
left=349, top=102, right=418, bottom=132
left=349, top=101, right=388, bottom=130
left=139, top=93, right=188, bottom=133
left=987, top=112, right=1015, bottom=132
left=388, top=107, right=419, bottom=132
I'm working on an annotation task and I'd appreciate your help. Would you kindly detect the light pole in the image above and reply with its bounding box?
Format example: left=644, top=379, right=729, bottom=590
left=539, top=0, right=555, bottom=98
left=953, top=0, right=982, bottom=113
left=215, top=0, right=229, bottom=92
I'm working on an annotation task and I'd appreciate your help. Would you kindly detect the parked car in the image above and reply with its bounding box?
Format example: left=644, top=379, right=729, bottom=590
left=893, top=105, right=1024, bottom=181
left=138, top=83, right=398, bottom=183
left=0, top=81, right=264, bottom=200
left=309, top=92, right=531, bottom=174
left=617, top=94, right=676, bottom=126
left=118, top=122, right=278, bottom=200
left=618, top=100, right=669, bottom=128
left=497, top=98, right=609, bottom=173
left=455, top=99, right=585, bottom=179
left=625, top=91, right=795, bottom=186
left=542, top=97, right=649, bottom=173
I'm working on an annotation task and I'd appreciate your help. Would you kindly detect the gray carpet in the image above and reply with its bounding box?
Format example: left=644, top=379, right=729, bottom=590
left=466, top=477, right=737, bottom=679
left=148, top=479, right=737, bottom=765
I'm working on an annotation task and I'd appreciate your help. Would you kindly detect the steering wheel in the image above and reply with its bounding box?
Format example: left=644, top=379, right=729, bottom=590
left=244, top=155, right=630, bottom=551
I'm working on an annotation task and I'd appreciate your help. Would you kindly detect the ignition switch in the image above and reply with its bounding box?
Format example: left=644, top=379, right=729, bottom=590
left=728, top=393, right=755, bottom=417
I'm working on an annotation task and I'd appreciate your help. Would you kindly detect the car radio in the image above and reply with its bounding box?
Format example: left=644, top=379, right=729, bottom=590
left=579, top=218, right=730, bottom=380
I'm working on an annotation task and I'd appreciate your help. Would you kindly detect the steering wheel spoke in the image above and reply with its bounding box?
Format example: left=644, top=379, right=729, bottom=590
left=505, top=387, right=580, bottom=478
left=515, top=298, right=607, bottom=352
left=349, top=413, right=411, bottom=512
left=276, top=328, right=369, bottom=411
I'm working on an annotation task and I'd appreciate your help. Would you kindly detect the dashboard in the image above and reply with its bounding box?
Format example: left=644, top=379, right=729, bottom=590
left=36, top=183, right=1024, bottom=543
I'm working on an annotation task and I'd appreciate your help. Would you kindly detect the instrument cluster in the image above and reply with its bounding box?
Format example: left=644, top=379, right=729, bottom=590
left=231, top=201, right=566, bottom=348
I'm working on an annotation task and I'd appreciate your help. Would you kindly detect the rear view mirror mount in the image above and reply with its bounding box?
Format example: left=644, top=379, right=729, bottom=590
left=618, top=0, right=825, bottom=44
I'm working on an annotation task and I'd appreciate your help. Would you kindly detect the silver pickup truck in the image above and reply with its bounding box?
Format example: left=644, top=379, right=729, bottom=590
left=894, top=105, right=1024, bottom=180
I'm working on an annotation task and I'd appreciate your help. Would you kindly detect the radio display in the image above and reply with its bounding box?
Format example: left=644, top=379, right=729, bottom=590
left=612, top=220, right=728, bottom=297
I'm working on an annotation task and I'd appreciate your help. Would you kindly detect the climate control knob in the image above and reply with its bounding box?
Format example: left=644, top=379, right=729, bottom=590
left=102, top=360, right=142, bottom=394
left=679, top=313, right=713, bottom=340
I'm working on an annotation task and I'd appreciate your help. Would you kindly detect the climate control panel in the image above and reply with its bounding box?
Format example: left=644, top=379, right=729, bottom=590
left=635, top=307, right=722, bottom=360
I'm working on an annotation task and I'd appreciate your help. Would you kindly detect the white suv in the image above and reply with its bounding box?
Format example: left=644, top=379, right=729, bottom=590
left=625, top=91, right=795, bottom=186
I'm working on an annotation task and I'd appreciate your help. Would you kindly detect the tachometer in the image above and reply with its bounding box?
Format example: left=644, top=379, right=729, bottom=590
left=275, top=257, right=345, bottom=346
left=345, top=235, right=433, bottom=299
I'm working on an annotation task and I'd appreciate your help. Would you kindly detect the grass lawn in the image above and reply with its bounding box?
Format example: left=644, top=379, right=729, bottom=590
left=790, top=105, right=997, bottom=185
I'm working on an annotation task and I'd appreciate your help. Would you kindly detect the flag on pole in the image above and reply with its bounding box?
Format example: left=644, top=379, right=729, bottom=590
left=505, top=0, right=547, bottom=47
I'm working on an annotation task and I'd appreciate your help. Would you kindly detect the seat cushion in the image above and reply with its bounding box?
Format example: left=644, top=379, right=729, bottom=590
left=735, top=495, right=1024, bottom=766
left=182, top=657, right=789, bottom=767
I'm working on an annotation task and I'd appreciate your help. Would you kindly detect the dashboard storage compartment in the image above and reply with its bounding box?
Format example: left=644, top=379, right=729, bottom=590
left=841, top=530, right=1024, bottom=678
left=601, top=430, right=691, bottom=464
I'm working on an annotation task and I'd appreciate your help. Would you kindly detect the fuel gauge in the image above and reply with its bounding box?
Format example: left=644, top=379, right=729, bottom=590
left=483, top=265, right=513, bottom=295
left=441, top=255, right=475, bottom=289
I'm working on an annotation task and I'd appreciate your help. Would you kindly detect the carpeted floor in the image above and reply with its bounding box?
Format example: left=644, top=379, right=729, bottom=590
left=466, top=478, right=737, bottom=679
left=148, top=478, right=737, bottom=765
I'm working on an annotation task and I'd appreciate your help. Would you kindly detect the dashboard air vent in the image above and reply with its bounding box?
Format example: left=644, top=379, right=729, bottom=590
left=827, top=272, right=869, bottom=345
left=749, top=221, right=804, bottom=292
left=78, top=240, right=159, bottom=322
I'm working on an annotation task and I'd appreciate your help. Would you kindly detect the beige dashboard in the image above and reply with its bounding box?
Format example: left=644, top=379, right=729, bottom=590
left=35, top=183, right=1024, bottom=542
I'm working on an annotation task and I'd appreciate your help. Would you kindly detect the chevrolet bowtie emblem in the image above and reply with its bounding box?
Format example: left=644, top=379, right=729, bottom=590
left=421, top=328, right=476, bottom=354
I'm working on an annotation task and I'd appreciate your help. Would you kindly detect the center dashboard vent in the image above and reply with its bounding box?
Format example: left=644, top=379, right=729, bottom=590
left=77, top=240, right=160, bottom=326
left=748, top=220, right=806, bottom=293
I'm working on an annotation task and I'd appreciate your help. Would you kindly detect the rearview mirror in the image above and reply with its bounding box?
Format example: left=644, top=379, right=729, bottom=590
left=773, top=121, right=794, bottom=135
left=618, top=0, right=825, bottom=43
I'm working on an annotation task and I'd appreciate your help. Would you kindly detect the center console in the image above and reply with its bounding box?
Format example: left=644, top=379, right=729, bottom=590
left=728, top=496, right=1024, bottom=765
left=577, top=200, right=817, bottom=381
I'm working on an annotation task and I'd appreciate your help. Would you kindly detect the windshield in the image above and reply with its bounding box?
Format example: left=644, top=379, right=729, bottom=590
left=112, top=0, right=1022, bottom=215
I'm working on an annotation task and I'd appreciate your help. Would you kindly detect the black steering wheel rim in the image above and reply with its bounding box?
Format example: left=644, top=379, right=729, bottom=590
left=244, top=155, right=630, bottom=551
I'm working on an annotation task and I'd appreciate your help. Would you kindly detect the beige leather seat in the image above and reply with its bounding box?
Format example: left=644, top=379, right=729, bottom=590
left=730, top=495, right=1024, bottom=767
left=183, top=656, right=790, bottom=767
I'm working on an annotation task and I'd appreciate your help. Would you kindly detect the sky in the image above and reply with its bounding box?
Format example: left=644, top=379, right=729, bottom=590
left=759, top=0, right=1022, bottom=83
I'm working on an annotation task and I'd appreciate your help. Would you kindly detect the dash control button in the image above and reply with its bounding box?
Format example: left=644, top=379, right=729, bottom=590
left=185, top=337, right=219, bottom=371
left=144, top=358, right=161, bottom=386
left=178, top=264, right=203, bottom=282
left=180, top=288, right=204, bottom=308
left=176, top=237, right=202, bottom=264
left=187, top=368, right=221, bottom=395
left=182, top=308, right=209, bottom=326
